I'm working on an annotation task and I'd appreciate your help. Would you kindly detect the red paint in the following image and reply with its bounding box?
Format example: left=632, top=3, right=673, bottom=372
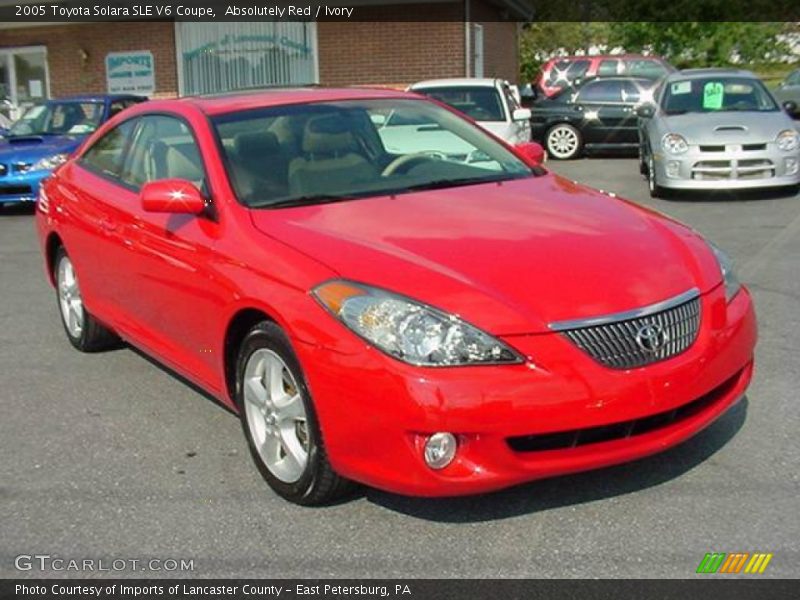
left=514, top=141, right=545, bottom=166
left=140, top=179, right=206, bottom=214
left=35, top=89, right=756, bottom=497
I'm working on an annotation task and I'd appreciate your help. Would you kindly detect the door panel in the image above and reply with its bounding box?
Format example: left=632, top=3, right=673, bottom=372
left=57, top=119, right=138, bottom=324
left=574, top=80, right=630, bottom=145
left=114, top=114, right=225, bottom=389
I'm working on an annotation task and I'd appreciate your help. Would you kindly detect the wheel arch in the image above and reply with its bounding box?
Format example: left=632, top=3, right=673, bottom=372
left=222, top=307, right=277, bottom=409
left=44, top=232, right=65, bottom=286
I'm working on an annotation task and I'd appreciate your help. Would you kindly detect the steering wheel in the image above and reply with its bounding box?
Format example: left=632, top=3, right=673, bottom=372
left=381, top=152, right=446, bottom=177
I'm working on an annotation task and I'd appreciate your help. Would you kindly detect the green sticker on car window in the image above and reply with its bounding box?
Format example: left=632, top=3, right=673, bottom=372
left=703, top=82, right=724, bottom=110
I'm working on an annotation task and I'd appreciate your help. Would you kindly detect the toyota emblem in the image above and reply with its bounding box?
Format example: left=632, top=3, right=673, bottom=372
left=635, top=323, right=668, bottom=353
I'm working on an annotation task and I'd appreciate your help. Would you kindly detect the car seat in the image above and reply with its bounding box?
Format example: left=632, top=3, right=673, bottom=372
left=288, top=114, right=378, bottom=197
left=232, top=131, right=289, bottom=201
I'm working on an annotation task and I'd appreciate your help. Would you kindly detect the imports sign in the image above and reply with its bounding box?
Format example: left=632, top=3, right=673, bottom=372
left=105, top=51, right=155, bottom=95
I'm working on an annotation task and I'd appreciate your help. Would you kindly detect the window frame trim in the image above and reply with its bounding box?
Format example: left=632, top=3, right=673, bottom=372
left=77, top=111, right=214, bottom=200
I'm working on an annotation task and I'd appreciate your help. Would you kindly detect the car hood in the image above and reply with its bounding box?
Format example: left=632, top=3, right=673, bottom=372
left=0, top=135, right=82, bottom=164
left=661, top=111, right=793, bottom=144
left=250, top=174, right=722, bottom=335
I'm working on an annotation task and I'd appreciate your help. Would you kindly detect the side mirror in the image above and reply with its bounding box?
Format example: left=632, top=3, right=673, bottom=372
left=515, top=141, right=545, bottom=167
left=782, top=100, right=798, bottom=116
left=140, top=179, right=206, bottom=214
left=635, top=104, right=655, bottom=119
left=512, top=108, right=532, bottom=122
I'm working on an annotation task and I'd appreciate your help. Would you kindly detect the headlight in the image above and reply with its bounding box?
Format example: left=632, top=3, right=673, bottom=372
left=32, top=153, right=69, bottom=171
left=776, top=129, right=799, bottom=152
left=708, top=242, right=741, bottom=302
left=313, top=280, right=523, bottom=366
left=662, top=133, right=689, bottom=155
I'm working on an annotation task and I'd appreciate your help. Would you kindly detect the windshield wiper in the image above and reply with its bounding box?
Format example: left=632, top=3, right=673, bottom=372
left=257, top=193, right=356, bottom=209
left=398, top=174, right=526, bottom=193
left=254, top=174, right=528, bottom=209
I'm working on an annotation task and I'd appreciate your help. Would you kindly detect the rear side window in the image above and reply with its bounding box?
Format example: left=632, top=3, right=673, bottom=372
left=121, top=115, right=206, bottom=190
left=417, top=86, right=505, bottom=122
left=598, top=60, right=621, bottom=76
left=545, top=59, right=590, bottom=86
left=785, top=70, right=800, bottom=86
left=577, top=80, right=624, bottom=103
left=80, top=119, right=137, bottom=178
left=625, top=60, right=669, bottom=79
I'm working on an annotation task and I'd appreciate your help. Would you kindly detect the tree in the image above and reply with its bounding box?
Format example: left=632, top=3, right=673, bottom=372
left=519, top=22, right=610, bottom=81
left=607, top=22, right=790, bottom=67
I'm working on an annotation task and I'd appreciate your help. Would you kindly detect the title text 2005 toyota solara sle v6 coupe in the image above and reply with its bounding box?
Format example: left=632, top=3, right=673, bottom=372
left=35, top=88, right=756, bottom=505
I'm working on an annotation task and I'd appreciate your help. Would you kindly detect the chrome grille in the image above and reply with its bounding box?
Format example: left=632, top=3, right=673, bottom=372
left=555, top=292, right=701, bottom=369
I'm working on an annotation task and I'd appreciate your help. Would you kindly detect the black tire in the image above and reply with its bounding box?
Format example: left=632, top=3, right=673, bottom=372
left=235, top=321, right=353, bottom=505
left=781, top=184, right=800, bottom=197
left=54, top=247, right=119, bottom=352
left=646, top=150, right=671, bottom=199
left=545, top=123, right=582, bottom=160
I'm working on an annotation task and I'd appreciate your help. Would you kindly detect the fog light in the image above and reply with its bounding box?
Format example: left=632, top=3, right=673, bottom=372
left=785, top=157, right=799, bottom=175
left=423, top=432, right=457, bottom=469
left=666, top=160, right=680, bottom=178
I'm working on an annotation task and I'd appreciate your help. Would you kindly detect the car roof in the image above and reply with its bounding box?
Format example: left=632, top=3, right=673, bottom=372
left=168, top=87, right=420, bottom=116
left=410, top=78, right=501, bottom=89
left=668, top=68, right=757, bottom=80
left=546, top=54, right=662, bottom=63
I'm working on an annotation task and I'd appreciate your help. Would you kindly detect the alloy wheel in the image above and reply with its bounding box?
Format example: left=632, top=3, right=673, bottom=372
left=243, top=348, right=309, bottom=483
left=546, top=125, right=580, bottom=159
left=57, top=255, right=84, bottom=339
left=648, top=154, right=657, bottom=192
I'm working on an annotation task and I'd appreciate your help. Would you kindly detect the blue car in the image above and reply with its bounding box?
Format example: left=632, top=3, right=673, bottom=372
left=0, top=94, right=146, bottom=205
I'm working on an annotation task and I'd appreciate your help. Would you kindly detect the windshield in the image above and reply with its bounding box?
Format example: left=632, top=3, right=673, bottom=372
left=661, top=77, right=778, bottom=115
left=212, top=98, right=534, bottom=209
left=8, top=101, right=104, bottom=137
left=411, top=87, right=506, bottom=122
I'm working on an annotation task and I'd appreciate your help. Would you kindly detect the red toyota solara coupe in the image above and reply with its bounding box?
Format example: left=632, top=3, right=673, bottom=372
left=35, top=88, right=756, bottom=505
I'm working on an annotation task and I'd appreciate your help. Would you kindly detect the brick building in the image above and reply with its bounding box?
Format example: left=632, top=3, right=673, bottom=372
left=0, top=0, right=528, bottom=114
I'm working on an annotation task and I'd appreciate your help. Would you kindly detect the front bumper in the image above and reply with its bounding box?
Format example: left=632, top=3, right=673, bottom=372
left=296, top=284, right=757, bottom=496
left=654, top=145, right=800, bottom=190
left=0, top=170, right=48, bottom=204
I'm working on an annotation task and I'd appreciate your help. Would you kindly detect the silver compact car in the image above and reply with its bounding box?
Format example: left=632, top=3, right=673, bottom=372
left=638, top=69, right=800, bottom=197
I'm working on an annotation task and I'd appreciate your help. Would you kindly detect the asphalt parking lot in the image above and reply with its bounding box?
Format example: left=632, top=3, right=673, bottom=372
left=1, top=158, right=799, bottom=579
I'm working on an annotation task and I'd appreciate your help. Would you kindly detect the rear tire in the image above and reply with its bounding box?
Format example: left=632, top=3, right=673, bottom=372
left=54, top=248, right=119, bottom=352
left=235, top=321, right=353, bottom=505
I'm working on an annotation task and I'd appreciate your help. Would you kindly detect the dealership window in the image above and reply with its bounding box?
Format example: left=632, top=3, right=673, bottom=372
left=0, top=46, right=50, bottom=121
left=176, top=22, right=318, bottom=96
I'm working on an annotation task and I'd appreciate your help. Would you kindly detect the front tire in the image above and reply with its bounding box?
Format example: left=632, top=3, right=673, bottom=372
left=646, top=151, right=671, bottom=199
left=235, top=321, right=352, bottom=505
left=54, top=248, right=119, bottom=352
left=545, top=123, right=582, bottom=160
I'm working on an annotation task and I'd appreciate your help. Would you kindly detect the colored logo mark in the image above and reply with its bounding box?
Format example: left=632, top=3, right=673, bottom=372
left=696, top=552, right=773, bottom=574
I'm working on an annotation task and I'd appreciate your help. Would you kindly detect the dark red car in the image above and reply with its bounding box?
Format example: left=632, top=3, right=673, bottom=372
left=536, top=54, right=674, bottom=98
left=35, top=88, right=755, bottom=505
